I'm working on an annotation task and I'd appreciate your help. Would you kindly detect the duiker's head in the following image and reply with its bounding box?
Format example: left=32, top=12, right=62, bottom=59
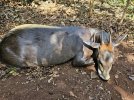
left=84, top=33, right=127, bottom=80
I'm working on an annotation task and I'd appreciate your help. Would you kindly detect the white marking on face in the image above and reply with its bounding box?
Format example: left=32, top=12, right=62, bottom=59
left=98, top=69, right=110, bottom=80
left=98, top=51, right=113, bottom=80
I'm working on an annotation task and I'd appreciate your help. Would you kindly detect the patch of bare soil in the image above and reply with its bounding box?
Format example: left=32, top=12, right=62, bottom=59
left=0, top=42, right=134, bottom=100
left=0, top=1, right=134, bottom=100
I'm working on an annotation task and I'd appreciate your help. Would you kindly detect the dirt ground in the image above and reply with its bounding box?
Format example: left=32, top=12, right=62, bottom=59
left=0, top=1, right=134, bottom=100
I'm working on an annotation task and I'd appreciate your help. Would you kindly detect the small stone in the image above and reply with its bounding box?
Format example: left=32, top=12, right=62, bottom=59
left=36, top=86, right=39, bottom=91
left=82, top=71, right=86, bottom=75
left=69, top=91, right=77, bottom=98
left=129, top=75, right=134, bottom=81
left=90, top=72, right=98, bottom=79
left=48, top=77, right=53, bottom=83
left=75, top=69, right=79, bottom=72
left=115, top=74, right=119, bottom=78
left=108, top=91, right=111, bottom=94
left=99, top=86, right=103, bottom=90
left=89, top=96, right=94, bottom=100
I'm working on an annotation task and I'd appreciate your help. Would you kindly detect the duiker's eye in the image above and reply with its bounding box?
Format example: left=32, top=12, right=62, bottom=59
left=99, top=54, right=106, bottom=61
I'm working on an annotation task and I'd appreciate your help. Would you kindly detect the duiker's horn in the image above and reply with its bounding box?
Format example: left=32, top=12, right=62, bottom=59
left=101, top=31, right=104, bottom=44
left=109, top=28, right=113, bottom=44
left=109, top=34, right=112, bottom=43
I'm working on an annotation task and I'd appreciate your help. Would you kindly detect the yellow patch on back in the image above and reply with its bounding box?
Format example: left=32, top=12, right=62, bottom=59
left=11, top=24, right=61, bottom=31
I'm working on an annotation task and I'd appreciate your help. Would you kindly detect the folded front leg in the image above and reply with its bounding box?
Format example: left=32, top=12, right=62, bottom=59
left=72, top=52, right=94, bottom=67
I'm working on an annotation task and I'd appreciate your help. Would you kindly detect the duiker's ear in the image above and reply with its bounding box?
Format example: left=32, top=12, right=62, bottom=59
left=83, top=41, right=100, bottom=48
left=113, top=34, right=127, bottom=47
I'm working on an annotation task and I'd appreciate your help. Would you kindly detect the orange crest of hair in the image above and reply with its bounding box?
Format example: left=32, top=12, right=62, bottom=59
left=99, top=44, right=113, bottom=52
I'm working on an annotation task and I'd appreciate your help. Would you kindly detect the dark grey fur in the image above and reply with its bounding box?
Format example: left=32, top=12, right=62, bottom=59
left=0, top=24, right=98, bottom=68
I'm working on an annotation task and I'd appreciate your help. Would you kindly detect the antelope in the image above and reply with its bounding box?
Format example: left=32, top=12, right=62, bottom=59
left=0, top=24, right=127, bottom=80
